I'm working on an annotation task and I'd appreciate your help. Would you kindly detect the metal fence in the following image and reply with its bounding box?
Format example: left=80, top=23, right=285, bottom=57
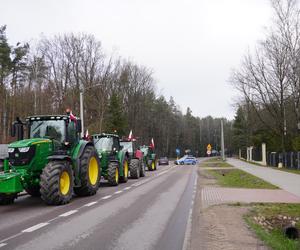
left=252, top=146, right=262, bottom=161
left=267, top=151, right=300, bottom=169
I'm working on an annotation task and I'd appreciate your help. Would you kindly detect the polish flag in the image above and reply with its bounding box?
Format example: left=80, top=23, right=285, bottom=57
left=85, top=129, right=89, bottom=138
left=128, top=130, right=133, bottom=140
left=150, top=138, right=155, bottom=149
left=70, top=111, right=77, bottom=122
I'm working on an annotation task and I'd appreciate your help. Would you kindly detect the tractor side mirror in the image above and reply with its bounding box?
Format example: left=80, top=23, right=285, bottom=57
left=11, top=123, right=16, bottom=137
left=76, top=119, right=82, bottom=134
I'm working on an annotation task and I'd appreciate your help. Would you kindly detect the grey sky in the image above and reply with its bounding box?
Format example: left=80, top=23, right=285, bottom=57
left=1, top=0, right=272, bottom=119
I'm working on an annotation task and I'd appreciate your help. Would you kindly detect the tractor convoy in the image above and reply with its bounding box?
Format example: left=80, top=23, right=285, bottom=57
left=0, top=112, right=159, bottom=206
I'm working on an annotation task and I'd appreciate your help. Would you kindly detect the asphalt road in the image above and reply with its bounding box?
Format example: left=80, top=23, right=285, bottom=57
left=0, top=160, right=200, bottom=250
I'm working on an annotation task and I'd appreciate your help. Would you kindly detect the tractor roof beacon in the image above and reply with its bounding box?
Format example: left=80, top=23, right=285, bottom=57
left=0, top=112, right=101, bottom=205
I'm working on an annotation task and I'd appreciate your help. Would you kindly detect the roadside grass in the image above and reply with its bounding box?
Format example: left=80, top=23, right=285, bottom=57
left=245, top=203, right=300, bottom=250
left=207, top=169, right=278, bottom=189
left=200, top=160, right=233, bottom=168
left=203, top=157, right=221, bottom=162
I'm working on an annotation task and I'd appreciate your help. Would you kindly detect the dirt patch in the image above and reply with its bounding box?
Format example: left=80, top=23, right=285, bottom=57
left=188, top=168, right=269, bottom=250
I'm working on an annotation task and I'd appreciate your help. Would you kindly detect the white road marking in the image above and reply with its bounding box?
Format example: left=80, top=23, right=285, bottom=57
left=22, top=222, right=50, bottom=233
left=0, top=243, right=7, bottom=248
left=84, top=201, right=98, bottom=207
left=123, top=187, right=131, bottom=190
left=114, top=190, right=123, bottom=194
left=101, top=195, right=112, bottom=200
left=157, top=170, right=168, bottom=176
left=59, top=210, right=78, bottom=217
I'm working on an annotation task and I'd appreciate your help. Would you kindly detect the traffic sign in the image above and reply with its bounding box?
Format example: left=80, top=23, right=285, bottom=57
left=207, top=150, right=211, bottom=155
left=176, top=148, right=180, bottom=155
left=207, top=144, right=212, bottom=151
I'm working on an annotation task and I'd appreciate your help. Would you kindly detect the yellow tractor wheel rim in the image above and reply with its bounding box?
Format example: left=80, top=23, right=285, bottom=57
left=152, top=162, right=155, bottom=170
left=60, top=171, right=70, bottom=195
left=88, top=157, right=99, bottom=185
left=124, top=161, right=128, bottom=178
left=115, top=167, right=119, bottom=183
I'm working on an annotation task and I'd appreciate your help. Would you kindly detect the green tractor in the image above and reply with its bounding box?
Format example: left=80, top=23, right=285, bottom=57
left=0, top=112, right=101, bottom=205
left=92, top=133, right=129, bottom=186
left=120, top=138, right=145, bottom=179
left=140, top=145, right=157, bottom=171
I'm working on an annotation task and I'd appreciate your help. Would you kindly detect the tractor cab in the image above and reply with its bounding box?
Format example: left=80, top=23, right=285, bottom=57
left=93, top=134, right=122, bottom=155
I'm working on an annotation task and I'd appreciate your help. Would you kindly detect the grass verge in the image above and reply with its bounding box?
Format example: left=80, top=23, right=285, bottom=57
left=245, top=203, right=300, bottom=250
left=207, top=168, right=278, bottom=189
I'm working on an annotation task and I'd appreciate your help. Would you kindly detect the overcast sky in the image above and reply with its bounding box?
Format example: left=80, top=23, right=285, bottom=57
left=1, top=0, right=272, bottom=119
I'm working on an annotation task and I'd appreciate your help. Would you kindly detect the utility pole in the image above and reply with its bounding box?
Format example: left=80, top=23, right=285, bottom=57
left=221, top=119, right=225, bottom=161
left=80, top=91, right=84, bottom=138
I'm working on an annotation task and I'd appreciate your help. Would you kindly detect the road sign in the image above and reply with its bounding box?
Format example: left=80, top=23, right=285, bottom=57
left=207, top=150, right=211, bottom=155
left=207, top=144, right=212, bottom=151
left=176, top=148, right=180, bottom=155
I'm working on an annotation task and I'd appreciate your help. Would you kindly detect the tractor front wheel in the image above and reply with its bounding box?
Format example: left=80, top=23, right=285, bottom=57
left=107, top=162, right=119, bottom=186
left=130, top=159, right=140, bottom=179
left=40, top=161, right=73, bottom=205
left=74, top=146, right=100, bottom=196
left=140, top=160, right=145, bottom=177
left=0, top=193, right=17, bottom=205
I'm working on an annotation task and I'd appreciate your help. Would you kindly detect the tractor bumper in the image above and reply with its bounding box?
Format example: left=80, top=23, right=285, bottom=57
left=0, top=172, right=23, bottom=193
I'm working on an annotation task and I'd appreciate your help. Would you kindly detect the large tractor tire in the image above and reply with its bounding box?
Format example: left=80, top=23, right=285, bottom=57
left=40, top=161, right=73, bottom=205
left=25, top=185, right=41, bottom=197
left=0, top=193, right=17, bottom=205
left=107, top=162, right=119, bottom=186
left=130, top=159, right=140, bottom=179
left=140, top=160, right=145, bottom=177
left=120, top=158, right=129, bottom=183
left=74, top=146, right=100, bottom=196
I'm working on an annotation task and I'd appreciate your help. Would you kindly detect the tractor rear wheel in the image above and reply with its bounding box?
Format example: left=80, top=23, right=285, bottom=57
left=130, top=159, right=140, bottom=179
left=107, top=162, right=119, bottom=186
left=120, top=159, right=129, bottom=183
left=0, top=193, right=17, bottom=205
left=25, top=185, right=40, bottom=197
left=140, top=160, right=145, bottom=177
left=40, top=161, right=73, bottom=205
left=74, top=146, right=100, bottom=196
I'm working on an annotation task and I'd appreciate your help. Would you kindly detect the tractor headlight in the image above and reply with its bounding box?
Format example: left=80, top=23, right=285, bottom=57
left=8, top=148, right=15, bottom=153
left=18, top=147, right=31, bottom=153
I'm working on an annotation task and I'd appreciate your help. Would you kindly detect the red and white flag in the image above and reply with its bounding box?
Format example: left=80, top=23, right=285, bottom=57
left=150, top=138, right=155, bottom=148
left=85, top=129, right=89, bottom=138
left=128, top=130, right=133, bottom=140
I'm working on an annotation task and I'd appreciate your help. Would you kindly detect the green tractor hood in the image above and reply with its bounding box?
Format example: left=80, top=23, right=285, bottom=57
left=9, top=138, right=51, bottom=148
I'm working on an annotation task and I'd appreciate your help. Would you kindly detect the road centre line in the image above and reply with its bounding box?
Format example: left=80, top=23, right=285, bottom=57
left=22, top=222, right=50, bottom=233
left=59, top=210, right=78, bottom=217
left=114, top=190, right=123, bottom=194
left=101, top=195, right=112, bottom=200
left=84, top=201, right=98, bottom=207
left=0, top=243, right=7, bottom=248
left=123, top=187, right=131, bottom=190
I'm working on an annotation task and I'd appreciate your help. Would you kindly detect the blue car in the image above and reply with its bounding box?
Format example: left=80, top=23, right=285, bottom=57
left=175, top=155, right=197, bottom=165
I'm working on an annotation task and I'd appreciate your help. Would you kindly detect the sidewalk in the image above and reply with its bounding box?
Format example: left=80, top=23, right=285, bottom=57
left=227, top=158, right=300, bottom=198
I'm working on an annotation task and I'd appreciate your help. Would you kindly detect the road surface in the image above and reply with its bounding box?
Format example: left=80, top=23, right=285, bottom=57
left=0, top=160, right=200, bottom=250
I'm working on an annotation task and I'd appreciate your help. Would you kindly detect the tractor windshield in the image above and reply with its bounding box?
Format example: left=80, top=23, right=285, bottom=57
left=29, top=120, right=66, bottom=143
left=120, top=141, right=133, bottom=153
left=94, top=137, right=113, bottom=151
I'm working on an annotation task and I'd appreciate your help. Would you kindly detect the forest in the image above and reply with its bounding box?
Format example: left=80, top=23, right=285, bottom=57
left=0, top=25, right=233, bottom=157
